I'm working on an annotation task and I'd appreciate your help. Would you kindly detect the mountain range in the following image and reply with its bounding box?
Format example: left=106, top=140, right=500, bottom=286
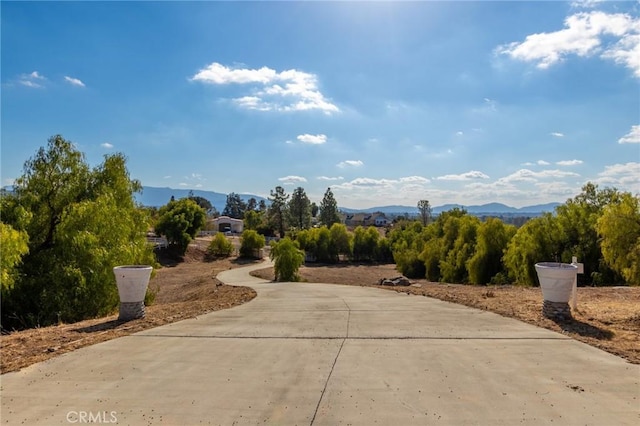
left=135, top=186, right=560, bottom=215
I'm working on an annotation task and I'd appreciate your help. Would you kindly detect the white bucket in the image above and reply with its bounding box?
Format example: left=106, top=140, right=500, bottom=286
left=534, top=262, right=577, bottom=303
left=113, top=265, right=153, bottom=303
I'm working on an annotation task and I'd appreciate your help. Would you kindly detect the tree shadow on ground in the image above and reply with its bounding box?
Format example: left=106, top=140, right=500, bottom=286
left=552, top=317, right=614, bottom=340
left=73, top=319, right=130, bottom=333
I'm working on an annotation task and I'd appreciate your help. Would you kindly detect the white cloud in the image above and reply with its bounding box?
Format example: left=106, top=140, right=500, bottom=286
left=536, top=169, right=582, bottom=178
left=337, top=160, right=364, bottom=168
left=332, top=176, right=431, bottom=192
left=500, top=168, right=580, bottom=184
left=163, top=175, right=172, bottom=179
left=400, top=176, right=430, bottom=184
left=317, top=176, right=344, bottom=181
left=556, top=159, right=583, bottom=166
left=571, top=0, right=603, bottom=9
left=596, top=162, right=640, bottom=188
left=278, top=175, right=307, bottom=185
left=349, top=178, right=397, bottom=187
left=436, top=170, right=490, bottom=181
left=521, top=162, right=535, bottom=166
left=297, top=134, right=327, bottom=145
left=100, top=142, right=114, bottom=149
left=179, top=182, right=188, bottom=187
left=19, top=71, right=46, bottom=88
left=336, top=176, right=430, bottom=188
left=551, top=132, right=565, bottom=137
left=190, top=62, right=339, bottom=114
left=496, top=11, right=640, bottom=77
left=456, top=131, right=464, bottom=136
left=64, top=76, right=85, bottom=87
left=537, top=160, right=551, bottom=166
left=618, top=125, right=640, bottom=144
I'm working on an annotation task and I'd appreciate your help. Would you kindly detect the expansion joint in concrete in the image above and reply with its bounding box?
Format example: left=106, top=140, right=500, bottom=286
left=310, top=299, right=351, bottom=426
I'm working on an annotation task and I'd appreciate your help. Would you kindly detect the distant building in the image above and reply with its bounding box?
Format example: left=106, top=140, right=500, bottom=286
left=209, top=216, right=244, bottom=234
left=342, top=212, right=389, bottom=227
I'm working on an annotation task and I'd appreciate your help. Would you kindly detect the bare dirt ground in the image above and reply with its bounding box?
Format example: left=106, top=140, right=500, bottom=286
left=2, top=247, right=638, bottom=374
left=251, top=264, right=640, bottom=365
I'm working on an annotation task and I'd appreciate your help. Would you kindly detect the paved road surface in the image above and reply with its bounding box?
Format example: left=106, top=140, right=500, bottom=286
left=1, top=261, right=638, bottom=425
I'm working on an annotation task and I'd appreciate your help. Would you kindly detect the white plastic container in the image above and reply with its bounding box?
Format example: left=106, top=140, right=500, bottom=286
left=534, top=262, right=578, bottom=303
left=113, top=265, right=153, bottom=303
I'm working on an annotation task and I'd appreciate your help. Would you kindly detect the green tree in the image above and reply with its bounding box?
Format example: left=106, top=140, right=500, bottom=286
left=389, top=220, right=428, bottom=278
left=417, top=199, right=432, bottom=226
left=319, top=187, right=340, bottom=227
left=155, top=198, right=207, bottom=255
left=54, top=193, right=156, bottom=320
left=503, top=213, right=562, bottom=286
left=0, top=223, right=29, bottom=291
left=223, top=192, right=247, bottom=219
left=270, top=237, right=305, bottom=281
left=295, top=228, right=315, bottom=256
left=311, top=202, right=319, bottom=218
left=376, top=237, right=394, bottom=263
left=187, top=191, right=213, bottom=213
left=420, top=238, right=443, bottom=281
left=239, top=230, right=266, bottom=258
left=207, top=232, right=234, bottom=258
left=288, top=187, right=312, bottom=230
left=415, top=208, right=471, bottom=282
left=439, top=215, right=480, bottom=283
left=314, top=226, right=332, bottom=262
left=555, top=183, right=620, bottom=283
left=352, top=226, right=380, bottom=262
left=1, top=135, right=155, bottom=329
left=244, top=210, right=263, bottom=231
left=596, top=192, right=640, bottom=285
left=467, top=218, right=516, bottom=285
left=246, top=197, right=258, bottom=212
left=268, top=186, right=289, bottom=237
left=329, top=223, right=352, bottom=262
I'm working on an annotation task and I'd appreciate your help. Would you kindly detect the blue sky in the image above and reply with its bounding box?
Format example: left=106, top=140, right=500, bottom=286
left=2, top=1, right=639, bottom=209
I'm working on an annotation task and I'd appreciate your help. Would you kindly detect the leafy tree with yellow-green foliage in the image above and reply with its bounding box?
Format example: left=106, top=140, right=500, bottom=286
left=155, top=198, right=207, bottom=256
left=0, top=223, right=29, bottom=290
left=597, top=192, right=640, bottom=285
left=2, top=135, right=156, bottom=329
left=270, top=237, right=305, bottom=282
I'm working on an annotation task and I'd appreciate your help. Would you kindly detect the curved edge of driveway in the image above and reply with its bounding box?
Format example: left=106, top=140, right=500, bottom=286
left=217, top=258, right=275, bottom=287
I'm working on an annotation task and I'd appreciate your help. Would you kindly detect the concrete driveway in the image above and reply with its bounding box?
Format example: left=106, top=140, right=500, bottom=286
left=2, top=261, right=638, bottom=425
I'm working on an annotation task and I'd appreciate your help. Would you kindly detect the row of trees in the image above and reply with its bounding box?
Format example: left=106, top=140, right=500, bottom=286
left=389, top=184, right=639, bottom=286
left=150, top=185, right=344, bottom=256
left=227, top=185, right=341, bottom=238
left=292, top=223, right=393, bottom=263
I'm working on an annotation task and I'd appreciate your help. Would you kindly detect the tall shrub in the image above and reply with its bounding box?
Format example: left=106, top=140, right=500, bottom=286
left=270, top=237, right=305, bottom=282
left=239, top=230, right=266, bottom=258
left=208, top=232, right=234, bottom=258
